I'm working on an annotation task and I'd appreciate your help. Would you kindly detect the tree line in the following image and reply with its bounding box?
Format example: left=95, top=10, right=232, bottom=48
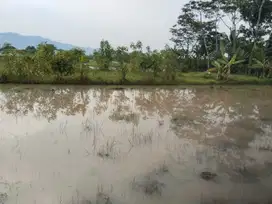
left=0, top=0, right=272, bottom=83
left=171, top=0, right=272, bottom=79
left=0, top=40, right=180, bottom=83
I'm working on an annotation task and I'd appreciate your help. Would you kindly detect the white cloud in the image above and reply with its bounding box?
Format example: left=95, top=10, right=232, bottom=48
left=0, top=0, right=186, bottom=49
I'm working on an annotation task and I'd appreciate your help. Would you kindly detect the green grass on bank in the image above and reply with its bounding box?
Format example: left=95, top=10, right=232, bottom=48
left=0, top=60, right=4, bottom=74
left=0, top=67, right=272, bottom=85
left=181, top=72, right=272, bottom=85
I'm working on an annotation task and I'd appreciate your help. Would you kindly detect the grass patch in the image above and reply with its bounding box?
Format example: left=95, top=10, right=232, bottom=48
left=0, top=69, right=271, bottom=85
left=0, top=58, right=5, bottom=74
left=88, top=59, right=98, bottom=67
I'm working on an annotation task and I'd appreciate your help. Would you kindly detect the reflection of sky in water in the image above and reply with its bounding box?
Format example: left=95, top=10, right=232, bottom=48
left=0, top=86, right=272, bottom=204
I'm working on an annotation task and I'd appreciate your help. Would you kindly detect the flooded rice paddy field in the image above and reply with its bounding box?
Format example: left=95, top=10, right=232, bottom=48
left=0, top=85, right=272, bottom=204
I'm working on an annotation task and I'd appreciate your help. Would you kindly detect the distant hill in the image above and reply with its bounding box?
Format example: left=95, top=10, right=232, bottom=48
left=0, top=32, right=94, bottom=54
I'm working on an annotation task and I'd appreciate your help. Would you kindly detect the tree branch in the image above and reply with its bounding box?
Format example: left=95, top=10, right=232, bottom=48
left=219, top=16, right=231, bottom=31
left=255, top=0, right=266, bottom=40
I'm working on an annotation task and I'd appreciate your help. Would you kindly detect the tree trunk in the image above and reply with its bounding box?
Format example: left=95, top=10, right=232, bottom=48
left=255, top=0, right=266, bottom=42
left=203, top=35, right=210, bottom=70
left=247, top=0, right=266, bottom=76
left=121, top=63, right=127, bottom=83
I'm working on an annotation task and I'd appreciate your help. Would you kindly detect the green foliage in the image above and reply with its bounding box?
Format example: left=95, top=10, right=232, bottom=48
left=115, top=46, right=129, bottom=82
left=36, top=42, right=56, bottom=60
left=25, top=46, right=36, bottom=54
left=78, top=55, right=90, bottom=80
left=266, top=34, right=272, bottom=58
left=69, top=48, right=85, bottom=63
left=170, top=0, right=272, bottom=79
left=240, top=0, right=272, bottom=41
left=93, top=40, right=113, bottom=70
left=129, top=41, right=144, bottom=71
left=136, top=47, right=162, bottom=79
left=160, top=47, right=181, bottom=80
left=51, top=51, right=75, bottom=76
left=250, top=45, right=272, bottom=77
left=0, top=43, right=16, bottom=54
left=2, top=50, right=45, bottom=80
left=1, top=42, right=88, bottom=81
left=208, top=68, right=218, bottom=73
left=212, top=41, right=245, bottom=80
left=1, top=0, right=272, bottom=85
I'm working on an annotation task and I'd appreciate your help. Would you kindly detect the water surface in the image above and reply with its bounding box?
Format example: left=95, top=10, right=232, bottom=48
left=0, top=85, right=272, bottom=204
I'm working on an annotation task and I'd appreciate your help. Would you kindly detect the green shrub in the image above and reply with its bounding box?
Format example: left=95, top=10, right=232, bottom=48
left=51, top=51, right=74, bottom=76
left=208, top=68, right=218, bottom=73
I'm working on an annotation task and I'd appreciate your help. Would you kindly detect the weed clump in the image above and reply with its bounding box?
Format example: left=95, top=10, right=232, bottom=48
left=97, top=138, right=117, bottom=159
left=131, top=176, right=165, bottom=196
left=0, top=193, right=8, bottom=204
left=157, top=162, right=169, bottom=174
left=96, top=185, right=112, bottom=204
left=128, top=131, right=153, bottom=147
left=200, top=171, right=217, bottom=181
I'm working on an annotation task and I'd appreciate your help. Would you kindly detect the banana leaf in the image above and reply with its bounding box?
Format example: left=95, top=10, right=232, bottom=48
left=250, top=64, right=263, bottom=69
left=233, top=59, right=245, bottom=65
left=212, top=61, right=221, bottom=68
left=217, top=59, right=227, bottom=65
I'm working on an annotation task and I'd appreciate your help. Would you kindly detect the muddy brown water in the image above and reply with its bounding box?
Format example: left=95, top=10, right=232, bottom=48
left=0, top=85, right=272, bottom=204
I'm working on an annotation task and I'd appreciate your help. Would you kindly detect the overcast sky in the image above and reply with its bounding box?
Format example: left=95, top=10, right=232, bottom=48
left=0, top=0, right=188, bottom=49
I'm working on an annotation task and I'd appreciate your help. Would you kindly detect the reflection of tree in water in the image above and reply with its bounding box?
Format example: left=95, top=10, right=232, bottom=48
left=1, top=86, right=272, bottom=140
left=92, top=88, right=114, bottom=115
left=0, top=87, right=90, bottom=121
left=165, top=88, right=272, bottom=187
left=0, top=87, right=141, bottom=124
left=134, top=88, right=196, bottom=118
left=108, top=90, right=140, bottom=125
left=170, top=87, right=272, bottom=148
left=1, top=86, right=272, bottom=192
left=92, top=88, right=197, bottom=123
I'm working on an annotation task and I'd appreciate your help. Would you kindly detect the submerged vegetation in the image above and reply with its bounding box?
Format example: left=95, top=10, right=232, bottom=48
left=0, top=0, right=272, bottom=85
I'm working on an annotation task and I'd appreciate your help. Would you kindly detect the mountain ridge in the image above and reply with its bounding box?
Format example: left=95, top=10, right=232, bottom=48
left=0, top=32, right=94, bottom=54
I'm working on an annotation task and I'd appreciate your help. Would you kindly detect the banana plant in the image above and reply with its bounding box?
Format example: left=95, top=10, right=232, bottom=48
left=250, top=45, right=271, bottom=78
left=252, top=59, right=271, bottom=78
left=212, top=41, right=245, bottom=80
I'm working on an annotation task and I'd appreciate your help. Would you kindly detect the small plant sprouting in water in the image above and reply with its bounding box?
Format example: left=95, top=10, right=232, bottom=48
left=151, top=162, right=169, bottom=176
left=131, top=176, right=165, bottom=196
left=71, top=185, right=111, bottom=204
left=96, top=185, right=112, bottom=204
left=59, top=120, right=68, bottom=135
left=0, top=193, right=8, bottom=204
left=82, top=118, right=93, bottom=132
left=97, top=138, right=117, bottom=158
left=158, top=161, right=169, bottom=174
left=128, top=130, right=153, bottom=147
